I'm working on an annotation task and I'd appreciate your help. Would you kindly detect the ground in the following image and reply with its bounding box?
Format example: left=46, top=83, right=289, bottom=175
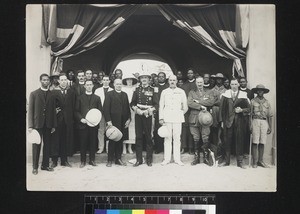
left=27, top=152, right=276, bottom=192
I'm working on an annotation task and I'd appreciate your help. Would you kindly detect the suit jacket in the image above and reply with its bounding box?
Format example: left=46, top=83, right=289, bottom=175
left=71, top=83, right=85, bottom=100
left=94, top=86, right=113, bottom=107
left=219, top=90, right=250, bottom=128
left=52, top=88, right=76, bottom=126
left=28, top=88, right=57, bottom=129
left=75, top=93, right=103, bottom=129
left=181, top=79, right=197, bottom=123
left=240, top=87, right=254, bottom=100
left=103, top=90, right=130, bottom=131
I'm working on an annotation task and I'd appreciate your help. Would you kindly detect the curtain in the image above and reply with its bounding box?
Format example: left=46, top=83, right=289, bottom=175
left=158, top=4, right=249, bottom=77
left=41, top=4, right=141, bottom=74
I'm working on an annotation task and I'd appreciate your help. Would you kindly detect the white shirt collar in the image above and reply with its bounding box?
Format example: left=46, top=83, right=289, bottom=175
left=79, top=81, right=85, bottom=85
left=40, top=87, right=48, bottom=91
left=85, top=91, right=92, bottom=95
left=159, top=83, right=165, bottom=86
left=240, top=87, right=247, bottom=90
left=188, top=79, right=195, bottom=82
left=115, top=90, right=122, bottom=93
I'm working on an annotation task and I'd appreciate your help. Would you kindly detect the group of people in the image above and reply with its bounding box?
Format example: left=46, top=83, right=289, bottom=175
left=27, top=67, right=273, bottom=175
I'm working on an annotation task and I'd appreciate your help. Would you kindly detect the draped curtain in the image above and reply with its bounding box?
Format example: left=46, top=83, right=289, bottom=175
left=157, top=4, right=249, bottom=77
left=41, top=4, right=141, bottom=74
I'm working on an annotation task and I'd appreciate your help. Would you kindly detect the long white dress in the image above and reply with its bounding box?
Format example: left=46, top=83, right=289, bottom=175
left=122, top=85, right=137, bottom=144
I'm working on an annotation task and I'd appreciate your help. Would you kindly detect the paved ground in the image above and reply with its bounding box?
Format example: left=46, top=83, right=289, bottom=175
left=27, top=152, right=276, bottom=192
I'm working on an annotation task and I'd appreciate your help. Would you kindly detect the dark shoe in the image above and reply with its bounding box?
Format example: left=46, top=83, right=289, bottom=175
left=106, top=161, right=112, bottom=167
left=133, top=162, right=142, bottom=167
left=237, top=163, right=247, bottom=169
left=218, top=162, right=229, bottom=167
left=61, top=161, right=72, bottom=167
left=257, top=161, right=269, bottom=168
left=80, top=162, right=86, bottom=168
left=147, top=161, right=152, bottom=167
left=51, top=162, right=57, bottom=168
left=115, top=159, right=127, bottom=166
left=188, top=148, right=193, bottom=155
left=89, top=161, right=97, bottom=166
left=41, top=166, right=54, bottom=171
left=32, top=169, right=38, bottom=175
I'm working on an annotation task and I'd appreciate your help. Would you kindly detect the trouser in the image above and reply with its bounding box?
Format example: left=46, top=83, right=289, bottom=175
left=108, top=140, right=122, bottom=162
left=181, top=123, right=194, bottom=149
left=79, top=127, right=97, bottom=162
left=223, top=124, right=244, bottom=164
left=52, top=122, right=67, bottom=164
left=189, top=125, right=210, bottom=151
left=33, top=126, right=51, bottom=169
left=164, top=123, right=182, bottom=162
left=97, top=116, right=106, bottom=152
left=153, top=112, right=164, bottom=152
left=135, top=114, right=153, bottom=163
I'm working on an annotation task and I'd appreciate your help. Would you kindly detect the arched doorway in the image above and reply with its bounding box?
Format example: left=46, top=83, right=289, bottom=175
left=110, top=52, right=175, bottom=78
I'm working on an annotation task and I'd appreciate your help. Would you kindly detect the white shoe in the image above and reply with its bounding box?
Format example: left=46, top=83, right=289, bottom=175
left=161, top=160, right=170, bottom=166
left=175, top=161, right=185, bottom=166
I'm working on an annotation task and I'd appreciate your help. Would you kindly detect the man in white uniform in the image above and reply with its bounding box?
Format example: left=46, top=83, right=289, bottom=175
left=159, top=75, right=188, bottom=166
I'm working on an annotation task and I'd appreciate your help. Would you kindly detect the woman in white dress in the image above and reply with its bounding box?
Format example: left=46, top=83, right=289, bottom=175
left=122, top=75, right=138, bottom=154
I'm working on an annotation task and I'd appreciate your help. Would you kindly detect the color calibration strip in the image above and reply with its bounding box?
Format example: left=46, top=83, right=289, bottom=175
left=94, top=209, right=207, bottom=214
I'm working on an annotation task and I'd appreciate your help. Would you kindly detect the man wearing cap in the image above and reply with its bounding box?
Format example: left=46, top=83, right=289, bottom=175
left=50, top=73, right=76, bottom=168
left=250, top=84, right=273, bottom=168
left=28, top=74, right=57, bottom=175
left=181, top=68, right=197, bottom=154
left=130, top=71, right=159, bottom=167
left=211, top=73, right=227, bottom=150
left=188, top=76, right=218, bottom=165
left=159, top=75, right=188, bottom=166
left=94, top=75, right=113, bottom=154
left=103, top=79, right=130, bottom=167
left=239, top=77, right=254, bottom=157
left=219, top=78, right=250, bottom=169
left=75, top=79, right=103, bottom=168
left=153, top=71, right=169, bottom=154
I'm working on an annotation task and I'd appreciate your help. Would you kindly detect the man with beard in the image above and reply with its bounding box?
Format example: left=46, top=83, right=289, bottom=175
left=219, top=78, right=250, bottom=169
left=188, top=76, right=218, bottom=165
left=28, top=74, right=57, bottom=174
left=153, top=72, right=169, bottom=154
left=75, top=79, right=103, bottom=168
left=50, top=73, right=75, bottom=168
left=180, top=68, right=197, bottom=154
left=103, top=79, right=131, bottom=167
left=130, top=71, right=159, bottom=167
left=114, top=69, right=123, bottom=80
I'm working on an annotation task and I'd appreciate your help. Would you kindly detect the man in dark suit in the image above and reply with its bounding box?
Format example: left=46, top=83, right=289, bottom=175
left=219, top=78, right=250, bottom=169
left=103, top=79, right=131, bottom=167
left=28, top=74, right=57, bottom=175
left=181, top=68, right=197, bottom=154
left=153, top=72, right=169, bottom=154
left=50, top=73, right=76, bottom=168
left=75, top=79, right=103, bottom=168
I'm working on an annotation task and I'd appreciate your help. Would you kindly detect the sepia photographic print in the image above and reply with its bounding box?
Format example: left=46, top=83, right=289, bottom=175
left=26, top=4, right=276, bottom=192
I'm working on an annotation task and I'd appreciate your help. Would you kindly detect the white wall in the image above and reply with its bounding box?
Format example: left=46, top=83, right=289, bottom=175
left=26, top=4, right=51, bottom=99
left=247, top=5, right=276, bottom=164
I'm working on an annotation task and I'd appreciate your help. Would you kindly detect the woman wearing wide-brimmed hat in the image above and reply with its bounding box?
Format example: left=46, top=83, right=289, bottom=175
left=250, top=84, right=273, bottom=168
left=122, top=74, right=138, bottom=154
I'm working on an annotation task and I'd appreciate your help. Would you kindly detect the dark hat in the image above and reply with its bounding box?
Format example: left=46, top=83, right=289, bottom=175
left=212, top=73, right=226, bottom=80
left=122, top=76, right=138, bottom=85
left=251, top=84, right=270, bottom=94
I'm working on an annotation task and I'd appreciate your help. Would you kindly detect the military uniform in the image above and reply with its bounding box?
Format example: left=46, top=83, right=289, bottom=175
left=130, top=85, right=159, bottom=166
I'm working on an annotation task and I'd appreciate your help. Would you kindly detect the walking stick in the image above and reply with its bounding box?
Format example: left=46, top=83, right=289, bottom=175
left=248, top=133, right=252, bottom=167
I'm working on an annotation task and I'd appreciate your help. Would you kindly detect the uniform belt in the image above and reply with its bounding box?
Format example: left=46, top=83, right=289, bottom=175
left=137, top=104, right=153, bottom=110
left=253, top=116, right=267, bottom=120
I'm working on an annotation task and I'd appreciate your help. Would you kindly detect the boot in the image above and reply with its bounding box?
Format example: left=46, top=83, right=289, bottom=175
left=191, top=150, right=200, bottom=165
left=251, top=144, right=258, bottom=168
left=258, top=144, right=269, bottom=168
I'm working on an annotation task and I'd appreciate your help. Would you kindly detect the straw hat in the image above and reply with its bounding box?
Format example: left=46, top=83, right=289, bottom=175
left=85, top=109, right=102, bottom=127
left=251, top=84, right=270, bottom=94
left=106, top=126, right=123, bottom=141
left=122, top=74, right=138, bottom=85
left=27, top=129, right=41, bottom=144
